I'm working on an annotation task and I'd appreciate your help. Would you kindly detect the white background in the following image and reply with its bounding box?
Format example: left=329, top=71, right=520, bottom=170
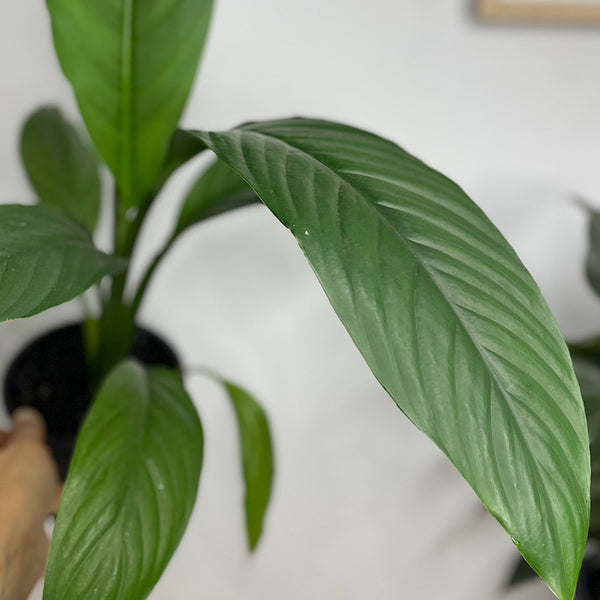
left=2, top=1, right=600, bottom=598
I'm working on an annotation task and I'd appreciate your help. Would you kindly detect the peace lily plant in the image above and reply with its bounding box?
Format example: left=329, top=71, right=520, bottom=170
left=0, top=1, right=590, bottom=599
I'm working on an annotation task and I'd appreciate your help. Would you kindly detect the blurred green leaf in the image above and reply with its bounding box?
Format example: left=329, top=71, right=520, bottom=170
left=586, top=211, right=600, bottom=297
left=572, top=354, right=600, bottom=537
left=153, top=129, right=208, bottom=196
left=0, top=204, right=126, bottom=323
left=46, top=0, right=214, bottom=207
left=44, top=361, right=203, bottom=600
left=20, top=106, right=100, bottom=233
left=508, top=555, right=539, bottom=587
left=225, top=383, right=274, bottom=551
left=572, top=354, right=600, bottom=424
left=176, top=157, right=259, bottom=234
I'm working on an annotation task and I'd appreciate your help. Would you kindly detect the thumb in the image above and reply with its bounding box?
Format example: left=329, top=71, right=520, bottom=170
left=10, top=407, right=47, bottom=443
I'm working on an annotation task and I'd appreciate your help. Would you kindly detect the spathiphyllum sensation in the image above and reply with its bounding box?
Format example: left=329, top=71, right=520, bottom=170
left=0, top=1, right=590, bottom=599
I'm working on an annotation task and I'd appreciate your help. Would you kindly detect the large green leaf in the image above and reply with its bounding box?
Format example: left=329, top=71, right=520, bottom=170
left=225, top=383, right=274, bottom=551
left=193, top=118, right=590, bottom=600
left=176, top=157, right=259, bottom=234
left=0, top=204, right=126, bottom=323
left=20, top=106, right=101, bottom=233
left=44, top=360, right=203, bottom=600
left=45, top=0, right=214, bottom=207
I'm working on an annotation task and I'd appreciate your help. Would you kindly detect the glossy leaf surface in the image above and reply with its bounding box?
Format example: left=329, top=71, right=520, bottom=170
left=20, top=106, right=101, bottom=232
left=0, top=204, right=126, bottom=323
left=45, top=0, right=214, bottom=207
left=225, top=383, right=274, bottom=550
left=176, top=157, right=259, bottom=234
left=44, top=361, right=203, bottom=600
left=194, top=118, right=590, bottom=600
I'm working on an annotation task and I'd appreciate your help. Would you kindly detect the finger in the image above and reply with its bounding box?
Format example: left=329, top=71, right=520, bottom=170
left=50, top=482, right=64, bottom=515
left=0, top=430, right=9, bottom=447
left=10, top=407, right=47, bottom=443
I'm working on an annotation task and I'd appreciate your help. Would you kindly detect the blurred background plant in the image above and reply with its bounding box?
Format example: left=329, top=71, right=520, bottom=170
left=507, top=202, right=600, bottom=600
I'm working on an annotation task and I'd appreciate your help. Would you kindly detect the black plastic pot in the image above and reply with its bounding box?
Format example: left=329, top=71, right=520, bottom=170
left=3, top=322, right=178, bottom=479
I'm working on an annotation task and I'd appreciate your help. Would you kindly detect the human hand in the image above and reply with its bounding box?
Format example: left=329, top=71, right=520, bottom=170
left=0, top=408, right=61, bottom=600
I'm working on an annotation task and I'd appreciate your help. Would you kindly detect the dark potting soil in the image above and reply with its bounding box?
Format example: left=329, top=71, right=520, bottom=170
left=3, top=323, right=178, bottom=480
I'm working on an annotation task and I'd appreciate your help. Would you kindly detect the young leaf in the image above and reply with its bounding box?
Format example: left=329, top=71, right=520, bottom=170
left=43, top=361, right=203, bottom=600
left=586, top=211, right=600, bottom=297
left=0, top=204, right=126, bottom=323
left=176, top=158, right=259, bottom=234
left=225, top=383, right=274, bottom=551
left=45, top=0, right=214, bottom=207
left=193, top=118, right=590, bottom=600
left=20, top=107, right=100, bottom=233
left=154, top=129, right=208, bottom=195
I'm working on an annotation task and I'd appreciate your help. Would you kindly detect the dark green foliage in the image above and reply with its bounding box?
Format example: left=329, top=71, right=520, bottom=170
left=43, top=361, right=203, bottom=600
left=225, top=383, right=274, bottom=551
left=21, top=107, right=100, bottom=232
left=193, top=119, right=590, bottom=600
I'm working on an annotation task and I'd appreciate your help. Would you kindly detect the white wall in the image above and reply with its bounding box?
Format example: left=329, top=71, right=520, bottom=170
left=2, top=1, right=600, bottom=598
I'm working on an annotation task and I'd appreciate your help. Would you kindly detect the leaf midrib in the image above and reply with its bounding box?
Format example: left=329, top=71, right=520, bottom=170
left=120, top=0, right=135, bottom=202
